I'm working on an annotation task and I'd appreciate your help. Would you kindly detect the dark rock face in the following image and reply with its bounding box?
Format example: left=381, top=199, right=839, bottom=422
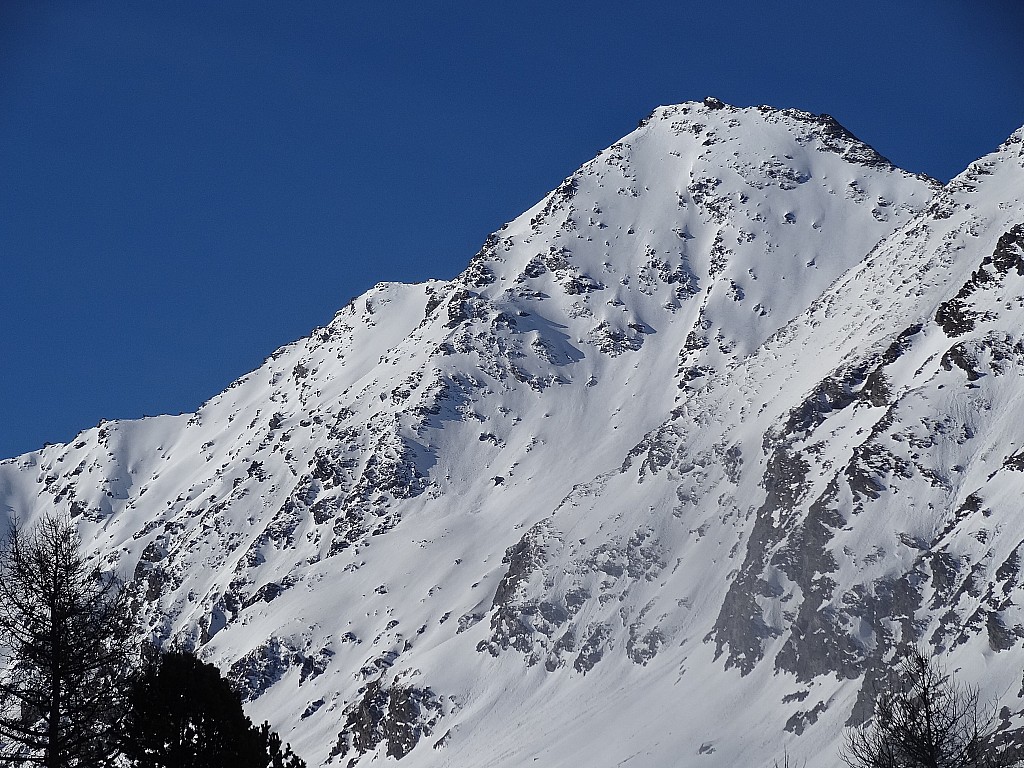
left=328, top=680, right=443, bottom=763
left=574, top=624, right=612, bottom=673
left=228, top=637, right=299, bottom=702
left=477, top=516, right=671, bottom=674
left=478, top=521, right=563, bottom=663
left=936, top=225, right=1024, bottom=337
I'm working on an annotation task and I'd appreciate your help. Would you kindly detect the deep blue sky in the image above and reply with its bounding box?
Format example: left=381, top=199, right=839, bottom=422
left=2, top=1, right=1022, bottom=459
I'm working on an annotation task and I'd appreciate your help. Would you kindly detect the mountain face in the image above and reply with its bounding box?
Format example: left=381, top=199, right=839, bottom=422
left=3, top=98, right=1024, bottom=767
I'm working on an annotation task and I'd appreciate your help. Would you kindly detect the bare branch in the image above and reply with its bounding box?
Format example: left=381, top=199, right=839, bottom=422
left=841, top=648, right=1015, bottom=768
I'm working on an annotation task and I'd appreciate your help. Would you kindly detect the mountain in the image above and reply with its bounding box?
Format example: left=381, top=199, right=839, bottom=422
left=3, top=98, right=1023, bottom=768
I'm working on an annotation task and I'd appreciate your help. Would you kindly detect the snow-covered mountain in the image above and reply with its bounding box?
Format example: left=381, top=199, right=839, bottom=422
left=3, top=98, right=1024, bottom=768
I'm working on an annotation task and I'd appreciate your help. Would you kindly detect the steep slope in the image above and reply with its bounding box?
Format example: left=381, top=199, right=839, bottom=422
left=6, top=101, right=1023, bottom=768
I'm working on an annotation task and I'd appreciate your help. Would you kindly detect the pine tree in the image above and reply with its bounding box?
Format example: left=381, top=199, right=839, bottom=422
left=0, top=514, right=135, bottom=768
left=120, top=647, right=305, bottom=768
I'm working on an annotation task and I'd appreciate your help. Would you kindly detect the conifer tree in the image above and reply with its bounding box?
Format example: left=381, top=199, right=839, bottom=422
left=0, top=514, right=134, bottom=768
left=120, top=648, right=305, bottom=768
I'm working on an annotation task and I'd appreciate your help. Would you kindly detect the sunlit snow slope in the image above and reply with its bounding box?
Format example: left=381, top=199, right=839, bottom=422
left=4, top=99, right=1024, bottom=768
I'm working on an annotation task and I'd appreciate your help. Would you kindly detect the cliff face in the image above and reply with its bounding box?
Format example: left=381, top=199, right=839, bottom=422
left=3, top=100, right=1024, bottom=768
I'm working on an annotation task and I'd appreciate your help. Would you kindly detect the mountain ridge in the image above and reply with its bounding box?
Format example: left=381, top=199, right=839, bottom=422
left=2, top=100, right=1023, bottom=768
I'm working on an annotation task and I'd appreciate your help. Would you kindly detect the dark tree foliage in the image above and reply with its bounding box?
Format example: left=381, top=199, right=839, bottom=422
left=842, top=649, right=1016, bottom=768
left=254, top=723, right=306, bottom=768
left=0, top=514, right=135, bottom=768
left=120, top=648, right=304, bottom=768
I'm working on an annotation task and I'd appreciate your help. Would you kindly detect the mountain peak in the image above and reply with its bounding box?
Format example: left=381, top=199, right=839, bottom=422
left=637, top=99, right=936, bottom=182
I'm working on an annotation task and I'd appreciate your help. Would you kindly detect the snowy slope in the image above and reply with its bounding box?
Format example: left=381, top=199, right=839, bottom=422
left=3, top=100, right=1023, bottom=768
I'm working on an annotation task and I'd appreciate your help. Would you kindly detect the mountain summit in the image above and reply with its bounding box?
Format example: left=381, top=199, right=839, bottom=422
left=3, top=101, right=1023, bottom=767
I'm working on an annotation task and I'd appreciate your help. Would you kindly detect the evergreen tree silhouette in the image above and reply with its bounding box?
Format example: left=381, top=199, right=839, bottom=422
left=121, top=647, right=304, bottom=768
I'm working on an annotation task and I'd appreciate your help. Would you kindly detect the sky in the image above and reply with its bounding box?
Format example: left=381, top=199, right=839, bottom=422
left=1, top=1, right=1023, bottom=460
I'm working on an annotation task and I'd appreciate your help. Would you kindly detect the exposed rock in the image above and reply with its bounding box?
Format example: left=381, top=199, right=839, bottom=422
left=328, top=680, right=443, bottom=763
